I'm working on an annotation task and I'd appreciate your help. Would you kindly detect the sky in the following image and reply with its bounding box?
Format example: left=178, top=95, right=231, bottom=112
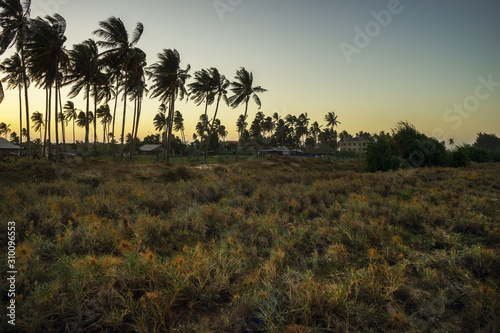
left=1, top=0, right=499, bottom=145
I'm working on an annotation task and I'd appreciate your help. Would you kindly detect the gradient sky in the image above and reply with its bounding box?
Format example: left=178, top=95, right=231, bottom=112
left=1, top=0, right=499, bottom=145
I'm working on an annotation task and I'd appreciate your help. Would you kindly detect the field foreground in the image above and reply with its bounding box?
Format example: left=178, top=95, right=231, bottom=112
left=1, top=158, right=499, bottom=332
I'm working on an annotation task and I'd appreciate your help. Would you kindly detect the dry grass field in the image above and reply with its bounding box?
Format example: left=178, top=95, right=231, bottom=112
left=1, top=157, right=499, bottom=332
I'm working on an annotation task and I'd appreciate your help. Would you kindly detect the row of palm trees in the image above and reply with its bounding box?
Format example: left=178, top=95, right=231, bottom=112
left=0, top=0, right=268, bottom=162
left=234, top=110, right=342, bottom=150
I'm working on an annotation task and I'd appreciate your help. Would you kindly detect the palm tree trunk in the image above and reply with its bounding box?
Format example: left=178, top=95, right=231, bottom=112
left=111, top=75, right=119, bottom=154
left=18, top=87, right=22, bottom=156
left=235, top=98, right=249, bottom=162
left=166, top=95, right=175, bottom=163
left=197, top=95, right=210, bottom=161
left=72, top=118, right=75, bottom=144
left=47, top=87, right=52, bottom=158
left=129, top=98, right=137, bottom=161
left=59, top=85, right=65, bottom=154
left=119, top=80, right=128, bottom=160
left=43, top=88, right=48, bottom=157
left=205, top=95, right=222, bottom=161
left=55, top=81, right=60, bottom=161
left=84, top=82, right=90, bottom=160
left=93, top=88, right=98, bottom=156
left=21, top=47, right=31, bottom=157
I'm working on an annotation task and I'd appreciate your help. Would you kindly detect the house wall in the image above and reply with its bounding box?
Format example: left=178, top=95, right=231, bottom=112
left=339, top=141, right=367, bottom=152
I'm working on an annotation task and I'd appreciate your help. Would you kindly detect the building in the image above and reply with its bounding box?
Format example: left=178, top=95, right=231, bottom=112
left=339, top=136, right=368, bottom=153
left=0, top=138, right=21, bottom=157
left=139, top=144, right=164, bottom=155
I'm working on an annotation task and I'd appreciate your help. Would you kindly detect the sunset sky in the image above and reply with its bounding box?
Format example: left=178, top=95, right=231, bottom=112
left=1, top=0, right=499, bottom=145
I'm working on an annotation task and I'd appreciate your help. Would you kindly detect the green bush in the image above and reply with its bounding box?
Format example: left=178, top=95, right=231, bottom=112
left=445, top=149, right=469, bottom=167
left=365, top=135, right=399, bottom=172
left=366, top=122, right=446, bottom=172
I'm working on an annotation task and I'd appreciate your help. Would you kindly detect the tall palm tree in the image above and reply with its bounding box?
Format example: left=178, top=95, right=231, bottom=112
left=204, top=68, right=229, bottom=160
left=1, top=53, right=27, bottom=150
left=93, top=16, right=144, bottom=157
left=188, top=68, right=214, bottom=159
left=27, top=13, right=69, bottom=159
left=126, top=47, right=147, bottom=159
left=66, top=39, right=100, bottom=156
left=0, top=0, right=32, bottom=155
left=63, top=101, right=78, bottom=143
left=324, top=111, right=341, bottom=131
left=173, top=110, right=185, bottom=144
left=229, top=67, right=267, bottom=161
left=147, top=49, right=190, bottom=162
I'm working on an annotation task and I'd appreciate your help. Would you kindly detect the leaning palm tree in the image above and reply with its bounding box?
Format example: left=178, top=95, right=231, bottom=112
left=0, top=0, right=32, bottom=155
left=1, top=53, right=27, bottom=150
left=229, top=67, right=267, bottom=161
left=93, top=16, right=144, bottom=157
left=147, top=49, right=190, bottom=162
left=27, top=14, right=69, bottom=159
left=63, top=101, right=78, bottom=143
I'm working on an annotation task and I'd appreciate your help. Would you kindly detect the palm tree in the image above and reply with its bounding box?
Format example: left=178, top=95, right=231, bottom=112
left=66, top=39, right=100, bottom=156
left=236, top=114, right=247, bottom=142
left=1, top=53, right=27, bottom=150
left=27, top=14, right=69, bottom=159
left=296, top=113, right=310, bottom=146
left=30, top=111, right=44, bottom=142
left=96, top=104, right=112, bottom=146
left=147, top=49, right=190, bottom=162
left=229, top=67, right=267, bottom=161
left=324, top=111, right=341, bottom=131
left=204, top=68, right=229, bottom=160
left=188, top=69, right=214, bottom=131
left=76, top=110, right=93, bottom=137
left=0, top=122, right=11, bottom=138
left=309, top=121, right=322, bottom=145
left=126, top=47, right=147, bottom=160
left=0, top=0, right=32, bottom=155
left=94, top=16, right=144, bottom=158
left=63, top=101, right=78, bottom=143
left=173, top=110, right=185, bottom=144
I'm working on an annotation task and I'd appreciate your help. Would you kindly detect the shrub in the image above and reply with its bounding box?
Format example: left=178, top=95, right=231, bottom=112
left=366, top=135, right=399, bottom=172
left=445, top=149, right=469, bottom=167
